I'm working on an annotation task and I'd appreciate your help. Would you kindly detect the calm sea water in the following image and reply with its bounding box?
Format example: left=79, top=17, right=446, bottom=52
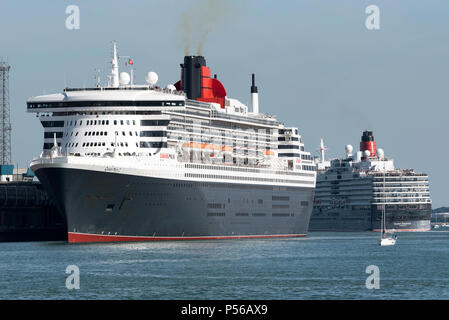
left=1, top=231, right=449, bottom=300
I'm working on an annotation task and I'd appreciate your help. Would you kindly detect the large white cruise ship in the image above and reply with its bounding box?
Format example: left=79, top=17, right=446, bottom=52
left=27, top=42, right=317, bottom=243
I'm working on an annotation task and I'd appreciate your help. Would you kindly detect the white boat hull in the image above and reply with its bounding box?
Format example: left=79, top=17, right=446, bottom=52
left=379, top=237, right=396, bottom=246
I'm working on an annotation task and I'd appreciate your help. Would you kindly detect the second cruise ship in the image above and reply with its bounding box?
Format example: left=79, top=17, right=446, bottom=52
left=309, top=131, right=431, bottom=232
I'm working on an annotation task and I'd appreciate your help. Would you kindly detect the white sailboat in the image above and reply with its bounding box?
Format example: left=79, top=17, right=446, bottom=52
left=379, top=174, right=397, bottom=246
left=379, top=204, right=397, bottom=246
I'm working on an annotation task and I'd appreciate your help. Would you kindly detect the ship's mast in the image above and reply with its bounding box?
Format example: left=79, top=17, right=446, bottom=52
left=110, top=41, right=119, bottom=88
left=251, top=73, right=259, bottom=114
left=320, top=138, right=325, bottom=163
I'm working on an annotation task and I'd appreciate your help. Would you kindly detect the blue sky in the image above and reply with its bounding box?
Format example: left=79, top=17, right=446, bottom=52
left=1, top=0, right=448, bottom=207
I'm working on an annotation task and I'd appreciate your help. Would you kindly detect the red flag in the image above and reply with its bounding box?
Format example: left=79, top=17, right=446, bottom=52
left=128, top=58, right=133, bottom=65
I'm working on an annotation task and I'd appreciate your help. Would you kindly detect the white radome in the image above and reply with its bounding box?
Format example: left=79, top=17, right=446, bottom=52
left=145, top=71, right=158, bottom=86
left=166, top=84, right=176, bottom=91
left=119, top=72, right=131, bottom=85
left=345, top=144, right=353, bottom=154
left=364, top=150, right=371, bottom=157
left=377, top=148, right=385, bottom=159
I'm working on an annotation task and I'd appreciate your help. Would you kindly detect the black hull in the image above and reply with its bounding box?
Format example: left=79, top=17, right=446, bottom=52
left=34, top=167, right=315, bottom=242
left=309, top=207, right=431, bottom=232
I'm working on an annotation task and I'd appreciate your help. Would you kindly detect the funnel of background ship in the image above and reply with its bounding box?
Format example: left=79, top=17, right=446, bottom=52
left=360, top=131, right=376, bottom=159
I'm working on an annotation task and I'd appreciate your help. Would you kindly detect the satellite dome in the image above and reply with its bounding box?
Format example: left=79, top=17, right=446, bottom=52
left=377, top=148, right=385, bottom=159
left=119, top=72, right=130, bottom=85
left=145, top=71, right=158, bottom=86
left=166, top=84, right=176, bottom=91
left=345, top=144, right=353, bottom=154
left=364, top=150, right=371, bottom=157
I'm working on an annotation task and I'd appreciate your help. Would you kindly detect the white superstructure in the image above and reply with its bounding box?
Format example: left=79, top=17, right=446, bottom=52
left=27, top=42, right=316, bottom=189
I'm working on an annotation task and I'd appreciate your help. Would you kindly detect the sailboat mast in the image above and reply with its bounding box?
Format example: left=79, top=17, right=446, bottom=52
left=381, top=172, right=386, bottom=238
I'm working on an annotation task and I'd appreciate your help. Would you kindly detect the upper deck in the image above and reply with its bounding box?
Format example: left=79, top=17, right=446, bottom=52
left=27, top=86, right=281, bottom=129
left=27, top=86, right=186, bottom=112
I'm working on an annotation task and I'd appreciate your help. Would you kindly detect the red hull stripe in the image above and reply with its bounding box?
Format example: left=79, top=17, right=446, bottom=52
left=372, top=228, right=430, bottom=232
left=68, top=232, right=307, bottom=243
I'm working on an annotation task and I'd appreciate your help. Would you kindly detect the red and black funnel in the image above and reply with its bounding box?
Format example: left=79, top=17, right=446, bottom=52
left=360, top=130, right=377, bottom=157
left=174, top=56, right=227, bottom=108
